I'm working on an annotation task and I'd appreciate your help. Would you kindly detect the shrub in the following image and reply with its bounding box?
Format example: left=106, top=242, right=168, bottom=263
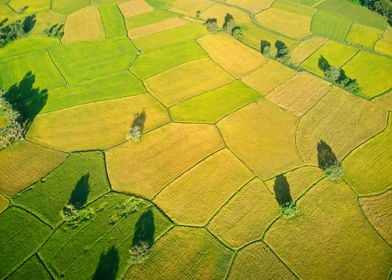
left=280, top=201, right=299, bottom=219
left=62, top=204, right=96, bottom=228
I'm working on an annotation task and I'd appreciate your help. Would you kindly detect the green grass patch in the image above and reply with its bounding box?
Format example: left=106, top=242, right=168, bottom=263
left=170, top=81, right=261, bottom=123
left=125, top=9, right=174, bottom=29
left=145, top=0, right=175, bottom=9
left=99, top=5, right=126, bottom=38
left=48, top=38, right=136, bottom=83
left=52, top=0, right=90, bottom=14
left=42, top=72, right=145, bottom=113
left=13, top=152, right=111, bottom=227
left=0, top=207, right=51, bottom=279
left=317, top=0, right=387, bottom=29
left=0, top=50, right=66, bottom=90
left=131, top=40, right=207, bottom=79
left=239, top=22, right=298, bottom=55
left=343, top=51, right=392, bottom=98
left=346, top=24, right=383, bottom=49
left=311, top=10, right=352, bottom=41
left=301, top=40, right=358, bottom=76
left=0, top=37, right=60, bottom=59
left=39, top=192, right=172, bottom=280
left=8, top=256, right=51, bottom=280
left=132, top=23, right=207, bottom=52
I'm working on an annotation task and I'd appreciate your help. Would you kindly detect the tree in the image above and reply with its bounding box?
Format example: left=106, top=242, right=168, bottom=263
left=275, top=40, right=290, bottom=64
left=273, top=175, right=299, bottom=219
left=127, top=110, right=146, bottom=142
left=317, top=140, right=343, bottom=180
left=196, top=10, right=201, bottom=18
left=325, top=66, right=341, bottom=83
left=223, top=13, right=236, bottom=35
left=260, top=40, right=271, bottom=55
left=204, top=18, right=218, bottom=32
left=232, top=26, right=243, bottom=39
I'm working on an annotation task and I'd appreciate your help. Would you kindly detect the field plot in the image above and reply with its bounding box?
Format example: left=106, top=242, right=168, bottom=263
left=0, top=194, right=8, bottom=213
left=297, top=87, right=387, bottom=165
left=49, top=38, right=136, bottom=83
left=106, top=123, right=224, bottom=199
left=343, top=114, right=392, bottom=195
left=52, top=0, right=90, bottom=14
left=171, top=0, right=212, bottom=16
left=239, top=22, right=298, bottom=53
left=170, top=81, right=260, bottom=123
left=124, top=9, right=174, bottom=29
left=198, top=34, right=266, bottom=78
left=272, top=0, right=316, bottom=15
left=208, top=179, right=278, bottom=248
left=39, top=193, right=172, bottom=280
left=228, top=242, right=297, bottom=280
left=255, top=8, right=312, bottom=39
left=154, top=149, right=253, bottom=226
left=0, top=50, right=66, bottom=91
left=301, top=40, right=358, bottom=76
left=13, top=152, right=110, bottom=227
left=125, top=227, right=233, bottom=279
left=343, top=51, right=392, bottom=98
left=9, top=0, right=50, bottom=13
left=130, top=40, right=207, bottom=79
left=242, top=59, right=296, bottom=95
left=42, top=72, right=145, bottom=113
left=374, top=27, right=392, bottom=56
left=132, top=23, right=207, bottom=51
left=0, top=37, right=61, bottom=60
left=62, top=6, right=105, bottom=43
left=346, top=24, right=383, bottom=49
left=265, top=179, right=392, bottom=280
left=30, top=11, right=66, bottom=37
left=128, top=17, right=187, bottom=38
left=310, top=10, right=352, bottom=41
left=201, top=3, right=250, bottom=24
left=27, top=95, right=169, bottom=151
left=145, top=58, right=234, bottom=106
left=218, top=101, right=303, bottom=179
left=290, top=37, right=328, bottom=65
left=8, top=256, right=51, bottom=280
left=374, top=92, right=392, bottom=110
left=359, top=190, right=392, bottom=245
left=0, top=208, right=51, bottom=279
left=0, top=141, right=67, bottom=196
left=266, top=72, right=331, bottom=116
left=99, top=5, right=126, bottom=38
left=227, top=0, right=274, bottom=13
left=264, top=166, right=324, bottom=200
left=119, top=0, right=154, bottom=17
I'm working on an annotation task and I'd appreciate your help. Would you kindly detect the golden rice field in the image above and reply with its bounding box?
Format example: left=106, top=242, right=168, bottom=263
left=0, top=0, right=391, bottom=279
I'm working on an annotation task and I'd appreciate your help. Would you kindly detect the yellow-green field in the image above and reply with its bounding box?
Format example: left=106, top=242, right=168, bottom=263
left=290, top=37, right=328, bottom=65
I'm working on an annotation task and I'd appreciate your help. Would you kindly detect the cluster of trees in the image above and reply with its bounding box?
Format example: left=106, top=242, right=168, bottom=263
left=260, top=40, right=290, bottom=64
left=359, top=0, right=392, bottom=24
left=317, top=140, right=343, bottom=181
left=318, top=56, right=361, bottom=94
left=44, top=23, right=64, bottom=38
left=0, top=15, right=36, bottom=47
left=204, top=13, right=243, bottom=39
left=0, top=91, right=24, bottom=149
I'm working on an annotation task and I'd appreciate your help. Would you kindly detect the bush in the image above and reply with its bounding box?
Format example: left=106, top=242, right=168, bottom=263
left=62, top=204, right=96, bottom=228
left=109, top=197, right=146, bottom=224
left=280, top=201, right=299, bottom=219
left=128, top=241, right=151, bottom=265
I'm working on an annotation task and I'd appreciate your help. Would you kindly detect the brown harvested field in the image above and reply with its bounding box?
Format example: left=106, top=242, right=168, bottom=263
left=106, top=123, right=224, bottom=199
left=242, top=59, right=296, bottom=95
left=154, top=149, right=253, bottom=226
left=265, top=166, right=324, bottom=200
left=27, top=95, right=169, bottom=151
left=0, top=141, right=67, bottom=196
left=145, top=58, right=234, bottom=106
left=118, top=0, right=154, bottom=17
left=218, top=100, right=303, bottom=179
left=208, top=179, right=279, bottom=248
left=201, top=3, right=250, bottom=24
left=360, top=190, right=392, bottom=245
left=62, top=6, right=105, bottom=43
left=198, top=34, right=266, bottom=78
left=227, top=0, right=275, bottom=14
left=297, top=87, right=387, bottom=165
left=228, top=242, right=297, bottom=280
left=0, top=194, right=9, bottom=213
left=266, top=72, right=331, bottom=116
left=265, top=179, right=392, bottom=280
left=128, top=18, right=188, bottom=38
left=290, top=37, right=328, bottom=65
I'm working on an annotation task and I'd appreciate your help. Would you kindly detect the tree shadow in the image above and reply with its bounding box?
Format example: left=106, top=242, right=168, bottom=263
left=22, top=14, right=36, bottom=33
left=3, top=72, right=48, bottom=132
left=92, top=246, right=119, bottom=280
left=317, top=140, right=338, bottom=171
left=132, top=110, right=146, bottom=133
left=132, top=209, right=155, bottom=248
left=273, top=174, right=293, bottom=206
left=68, top=173, right=90, bottom=209
left=318, top=55, right=331, bottom=72
left=0, top=18, right=8, bottom=28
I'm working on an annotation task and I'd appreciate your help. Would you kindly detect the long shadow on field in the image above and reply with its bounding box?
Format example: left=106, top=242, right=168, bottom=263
left=273, top=174, right=293, bottom=206
left=3, top=72, right=48, bottom=133
left=132, top=209, right=155, bottom=248
left=92, top=246, right=119, bottom=280
left=68, top=173, right=90, bottom=209
left=318, top=55, right=331, bottom=72
left=317, top=140, right=338, bottom=171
